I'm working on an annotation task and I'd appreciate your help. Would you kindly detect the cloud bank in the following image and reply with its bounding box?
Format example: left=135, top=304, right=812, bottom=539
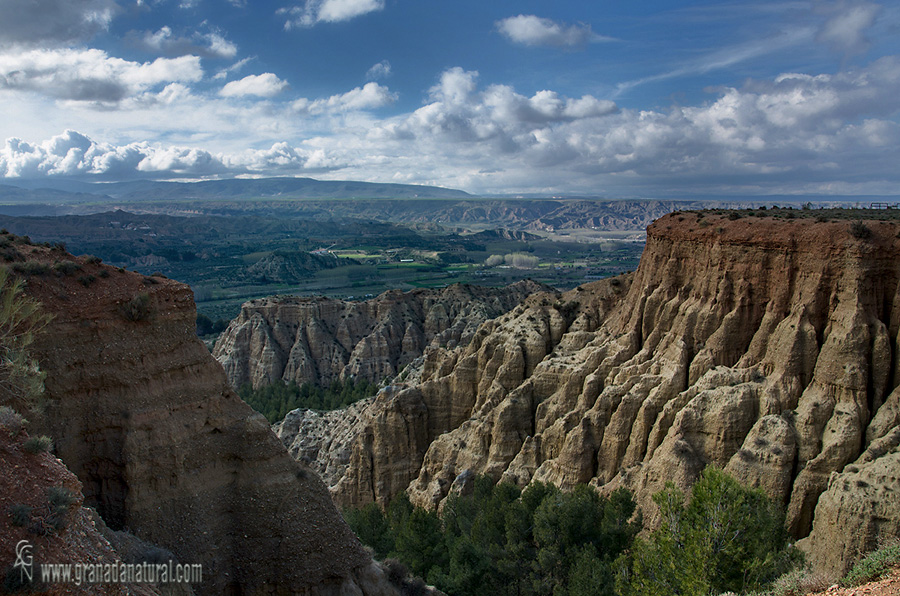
left=2, top=54, right=900, bottom=195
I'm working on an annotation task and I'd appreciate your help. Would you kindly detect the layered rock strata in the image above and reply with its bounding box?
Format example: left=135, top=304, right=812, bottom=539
left=13, top=246, right=398, bottom=596
left=326, top=212, right=900, bottom=577
left=214, top=280, right=549, bottom=389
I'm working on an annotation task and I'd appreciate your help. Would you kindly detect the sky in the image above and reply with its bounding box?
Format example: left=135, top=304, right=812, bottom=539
left=0, top=0, right=899, bottom=197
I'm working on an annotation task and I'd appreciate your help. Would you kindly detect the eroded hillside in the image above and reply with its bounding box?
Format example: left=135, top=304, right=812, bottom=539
left=214, top=280, right=550, bottom=389
left=317, top=211, right=900, bottom=577
left=4, top=238, right=401, bottom=596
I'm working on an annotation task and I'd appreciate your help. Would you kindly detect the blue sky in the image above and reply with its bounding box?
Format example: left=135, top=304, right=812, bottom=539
left=0, top=0, right=898, bottom=197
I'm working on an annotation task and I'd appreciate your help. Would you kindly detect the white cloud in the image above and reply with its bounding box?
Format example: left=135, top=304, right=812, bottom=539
left=130, top=26, right=238, bottom=59
left=496, top=14, right=612, bottom=48
left=0, top=130, right=326, bottom=179
left=3, top=59, right=900, bottom=197
left=0, top=48, right=203, bottom=104
left=365, top=60, right=391, bottom=81
left=816, top=1, right=881, bottom=55
left=278, top=0, right=384, bottom=28
left=293, top=82, right=396, bottom=114
left=0, top=0, right=119, bottom=48
left=220, top=73, right=288, bottom=97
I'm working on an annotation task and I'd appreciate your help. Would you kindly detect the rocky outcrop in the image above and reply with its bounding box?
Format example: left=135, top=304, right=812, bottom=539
left=274, top=397, right=376, bottom=489
left=326, top=212, right=900, bottom=577
left=9, top=242, right=399, bottom=596
left=214, top=280, right=549, bottom=389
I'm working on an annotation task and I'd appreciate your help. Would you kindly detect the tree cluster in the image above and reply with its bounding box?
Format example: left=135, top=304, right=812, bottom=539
left=344, top=477, right=640, bottom=596
left=345, top=469, right=800, bottom=596
left=237, top=377, right=378, bottom=423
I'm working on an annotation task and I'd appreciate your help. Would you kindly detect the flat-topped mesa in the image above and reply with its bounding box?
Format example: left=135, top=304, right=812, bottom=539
left=214, top=280, right=550, bottom=390
left=329, top=210, right=900, bottom=577
left=9, top=240, right=396, bottom=596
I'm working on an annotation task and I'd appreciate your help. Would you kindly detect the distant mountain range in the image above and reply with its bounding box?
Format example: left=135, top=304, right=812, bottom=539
left=0, top=177, right=472, bottom=202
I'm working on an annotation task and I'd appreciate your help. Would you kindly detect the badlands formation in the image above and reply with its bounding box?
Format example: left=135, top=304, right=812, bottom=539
left=273, top=211, right=900, bottom=578
left=214, top=280, right=548, bottom=389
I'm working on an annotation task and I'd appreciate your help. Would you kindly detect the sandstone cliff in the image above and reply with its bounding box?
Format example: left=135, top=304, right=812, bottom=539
left=214, top=280, right=549, bottom=390
left=7, top=241, right=399, bottom=596
left=325, top=211, right=900, bottom=577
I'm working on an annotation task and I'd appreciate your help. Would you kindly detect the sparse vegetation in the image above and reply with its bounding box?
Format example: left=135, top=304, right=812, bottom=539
left=0, top=268, right=51, bottom=413
left=45, top=486, right=76, bottom=532
left=10, top=260, right=50, bottom=276
left=23, top=435, right=52, bottom=453
left=850, top=220, right=873, bottom=240
left=841, top=543, right=900, bottom=588
left=0, top=406, right=26, bottom=436
left=52, top=260, right=81, bottom=276
left=119, top=292, right=153, bottom=322
left=9, top=503, right=32, bottom=527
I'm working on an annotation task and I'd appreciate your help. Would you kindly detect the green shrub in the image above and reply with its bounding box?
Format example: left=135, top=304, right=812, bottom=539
left=618, top=467, right=800, bottom=596
left=0, top=406, right=26, bottom=436
left=842, top=544, right=900, bottom=587
left=83, top=255, right=102, bottom=265
left=45, top=486, right=76, bottom=532
left=850, top=220, right=873, bottom=240
left=0, top=268, right=51, bottom=412
left=119, top=293, right=153, bottom=322
left=77, top=275, right=96, bottom=287
left=9, top=503, right=32, bottom=526
left=53, top=260, right=81, bottom=276
left=764, top=567, right=831, bottom=596
left=23, top=435, right=52, bottom=454
left=10, top=261, right=50, bottom=276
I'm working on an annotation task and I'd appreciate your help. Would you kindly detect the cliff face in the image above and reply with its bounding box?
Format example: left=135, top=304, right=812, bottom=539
left=327, top=212, right=900, bottom=577
left=13, top=246, right=397, bottom=596
left=214, top=280, right=549, bottom=389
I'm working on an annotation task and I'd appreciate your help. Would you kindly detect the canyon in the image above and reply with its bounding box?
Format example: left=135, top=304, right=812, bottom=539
left=266, top=211, right=900, bottom=579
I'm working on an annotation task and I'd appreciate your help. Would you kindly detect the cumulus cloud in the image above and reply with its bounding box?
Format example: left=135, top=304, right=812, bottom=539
left=278, top=0, right=384, bottom=28
left=816, top=1, right=881, bottom=55
left=293, top=82, right=396, bottom=114
left=0, top=0, right=119, bottom=48
left=383, top=67, right=617, bottom=147
left=0, top=130, right=222, bottom=178
left=128, top=26, right=238, bottom=59
left=0, top=130, right=327, bottom=179
left=365, top=60, right=391, bottom=81
left=496, top=15, right=612, bottom=48
left=220, top=73, right=288, bottom=97
left=0, top=48, right=203, bottom=104
left=4, top=59, right=900, bottom=196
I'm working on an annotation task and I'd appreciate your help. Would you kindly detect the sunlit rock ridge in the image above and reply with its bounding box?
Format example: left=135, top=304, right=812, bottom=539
left=323, top=211, right=900, bottom=577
